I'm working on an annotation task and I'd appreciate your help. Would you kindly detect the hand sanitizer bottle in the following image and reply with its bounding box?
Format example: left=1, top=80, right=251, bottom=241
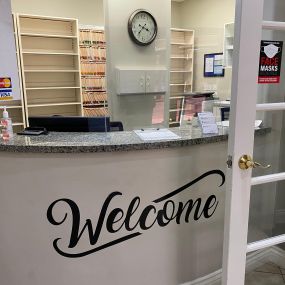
left=1, top=107, right=13, bottom=141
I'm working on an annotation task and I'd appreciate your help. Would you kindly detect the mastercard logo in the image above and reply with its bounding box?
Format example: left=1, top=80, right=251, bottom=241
left=0, top=78, right=12, bottom=88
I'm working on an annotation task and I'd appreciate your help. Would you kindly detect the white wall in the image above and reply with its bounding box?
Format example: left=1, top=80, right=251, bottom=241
left=177, top=0, right=235, bottom=100
left=11, top=0, right=104, bottom=26
left=0, top=0, right=21, bottom=101
left=105, top=0, right=171, bottom=130
left=171, top=2, right=182, bottom=28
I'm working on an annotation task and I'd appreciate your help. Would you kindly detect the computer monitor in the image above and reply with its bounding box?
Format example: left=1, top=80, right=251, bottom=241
left=29, top=116, right=110, bottom=132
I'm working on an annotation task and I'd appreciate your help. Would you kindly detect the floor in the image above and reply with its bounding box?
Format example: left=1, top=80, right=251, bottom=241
left=245, top=262, right=285, bottom=285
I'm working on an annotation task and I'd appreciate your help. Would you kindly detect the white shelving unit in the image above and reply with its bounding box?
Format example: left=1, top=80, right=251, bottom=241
left=169, top=28, right=195, bottom=127
left=223, top=22, right=234, bottom=68
left=16, top=14, right=83, bottom=124
left=0, top=14, right=26, bottom=132
left=79, top=27, right=108, bottom=117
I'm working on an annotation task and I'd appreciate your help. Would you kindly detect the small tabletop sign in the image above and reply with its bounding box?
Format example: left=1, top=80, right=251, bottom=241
left=198, top=112, right=219, bottom=134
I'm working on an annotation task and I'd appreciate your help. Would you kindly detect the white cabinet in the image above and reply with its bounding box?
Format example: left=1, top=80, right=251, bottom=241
left=116, top=69, right=145, bottom=95
left=116, top=68, right=167, bottom=95
left=146, top=70, right=167, bottom=94
left=223, top=23, right=234, bottom=68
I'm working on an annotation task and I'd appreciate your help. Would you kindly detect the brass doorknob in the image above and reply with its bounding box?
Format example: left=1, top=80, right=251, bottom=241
left=238, top=155, right=271, bottom=170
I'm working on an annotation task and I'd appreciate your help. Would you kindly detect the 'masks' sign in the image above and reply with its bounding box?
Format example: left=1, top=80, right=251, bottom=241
left=47, top=170, right=225, bottom=258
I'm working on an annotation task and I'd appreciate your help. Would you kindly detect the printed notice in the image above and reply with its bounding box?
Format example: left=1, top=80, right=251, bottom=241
left=198, top=112, right=218, bottom=135
left=134, top=128, right=180, bottom=141
left=205, top=57, right=214, bottom=73
left=258, top=40, right=283, bottom=84
left=204, top=53, right=225, bottom=77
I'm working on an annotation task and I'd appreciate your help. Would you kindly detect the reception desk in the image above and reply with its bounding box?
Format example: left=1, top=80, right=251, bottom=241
left=0, top=128, right=270, bottom=285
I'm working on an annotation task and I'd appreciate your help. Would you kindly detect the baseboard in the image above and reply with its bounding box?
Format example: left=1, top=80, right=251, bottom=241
left=181, top=246, right=285, bottom=285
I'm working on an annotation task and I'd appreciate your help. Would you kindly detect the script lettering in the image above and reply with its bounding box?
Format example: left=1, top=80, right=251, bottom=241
left=47, top=170, right=225, bottom=258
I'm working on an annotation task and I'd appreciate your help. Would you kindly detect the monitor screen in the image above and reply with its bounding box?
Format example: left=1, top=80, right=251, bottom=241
left=29, top=116, right=110, bottom=132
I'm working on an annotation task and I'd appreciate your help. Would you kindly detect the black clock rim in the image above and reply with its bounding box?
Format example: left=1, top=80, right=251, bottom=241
left=128, top=9, right=158, bottom=46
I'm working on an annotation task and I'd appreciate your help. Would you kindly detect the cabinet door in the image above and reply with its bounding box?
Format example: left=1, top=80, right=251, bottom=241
left=116, top=69, right=145, bottom=95
left=145, top=70, right=167, bottom=94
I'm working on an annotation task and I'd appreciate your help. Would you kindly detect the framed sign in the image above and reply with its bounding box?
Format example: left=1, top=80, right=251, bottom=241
left=204, top=53, right=225, bottom=77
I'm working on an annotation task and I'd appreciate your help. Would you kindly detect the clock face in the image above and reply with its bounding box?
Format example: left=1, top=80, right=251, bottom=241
left=128, top=10, right=157, bottom=46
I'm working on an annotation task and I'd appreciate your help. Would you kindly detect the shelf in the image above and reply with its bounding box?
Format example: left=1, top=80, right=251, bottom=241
left=80, top=44, right=106, bottom=47
left=18, top=14, right=77, bottom=22
left=26, top=86, right=81, bottom=90
left=223, top=23, right=234, bottom=68
left=22, top=50, right=78, bottom=56
left=21, top=33, right=77, bottom=39
left=82, top=89, right=107, bottom=93
left=170, top=83, right=192, bottom=86
left=171, top=42, right=193, bottom=47
left=80, top=27, right=108, bottom=118
left=80, top=59, right=106, bottom=63
left=171, top=28, right=194, bottom=32
left=24, top=70, right=80, bottom=73
left=27, top=102, right=82, bottom=108
left=170, top=96, right=184, bottom=100
left=81, top=74, right=106, bottom=77
left=12, top=122, right=24, bottom=126
left=169, top=108, right=183, bottom=112
left=3, top=105, right=23, bottom=109
left=17, top=14, right=82, bottom=118
left=83, top=103, right=108, bottom=107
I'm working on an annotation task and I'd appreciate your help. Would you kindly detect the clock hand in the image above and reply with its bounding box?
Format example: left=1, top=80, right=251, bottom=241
left=138, top=24, right=146, bottom=35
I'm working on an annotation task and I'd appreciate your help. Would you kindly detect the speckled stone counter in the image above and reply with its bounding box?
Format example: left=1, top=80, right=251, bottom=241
left=0, top=127, right=270, bottom=153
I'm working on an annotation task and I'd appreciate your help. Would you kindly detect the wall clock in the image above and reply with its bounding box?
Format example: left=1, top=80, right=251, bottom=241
left=128, top=9, right=158, bottom=46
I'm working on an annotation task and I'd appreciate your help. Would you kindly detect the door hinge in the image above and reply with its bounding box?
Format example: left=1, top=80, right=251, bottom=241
left=227, top=155, right=232, bottom=168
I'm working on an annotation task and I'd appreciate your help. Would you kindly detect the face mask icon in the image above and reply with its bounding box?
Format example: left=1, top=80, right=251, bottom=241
left=261, top=44, right=281, bottom=59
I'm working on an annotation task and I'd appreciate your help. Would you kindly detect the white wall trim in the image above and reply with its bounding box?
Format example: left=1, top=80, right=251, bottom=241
left=247, top=235, right=285, bottom=253
left=180, top=246, right=285, bottom=285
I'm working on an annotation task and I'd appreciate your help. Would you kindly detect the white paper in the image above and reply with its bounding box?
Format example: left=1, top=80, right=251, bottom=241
left=134, top=128, right=180, bottom=141
left=201, top=124, right=219, bottom=134
left=214, top=54, right=223, bottom=61
left=214, top=65, right=223, bottom=74
left=198, top=112, right=219, bottom=134
left=217, top=120, right=263, bottom=129
left=205, top=58, right=214, bottom=72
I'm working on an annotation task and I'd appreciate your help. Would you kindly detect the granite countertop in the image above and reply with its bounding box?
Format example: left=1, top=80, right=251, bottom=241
left=0, top=127, right=270, bottom=153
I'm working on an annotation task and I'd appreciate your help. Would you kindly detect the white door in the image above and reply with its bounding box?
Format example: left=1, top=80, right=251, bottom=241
left=222, top=0, right=285, bottom=284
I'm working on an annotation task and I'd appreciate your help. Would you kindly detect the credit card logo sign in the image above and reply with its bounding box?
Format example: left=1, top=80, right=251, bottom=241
left=0, top=78, right=12, bottom=89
